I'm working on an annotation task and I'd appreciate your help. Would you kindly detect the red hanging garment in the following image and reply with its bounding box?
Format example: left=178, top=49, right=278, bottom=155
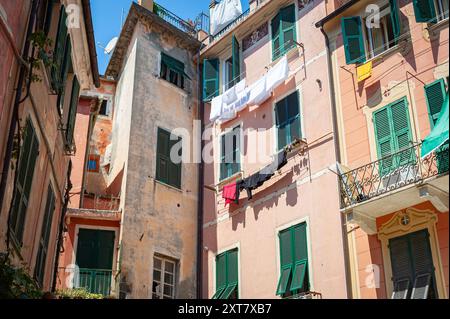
left=222, top=182, right=237, bottom=206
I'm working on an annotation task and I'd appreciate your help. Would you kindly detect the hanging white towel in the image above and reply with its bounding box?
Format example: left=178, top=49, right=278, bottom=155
left=210, top=95, right=223, bottom=121
left=211, top=0, right=243, bottom=36
left=230, top=88, right=250, bottom=113
left=247, top=76, right=270, bottom=106
left=235, top=78, right=246, bottom=93
left=222, top=85, right=237, bottom=105
left=266, top=55, right=289, bottom=93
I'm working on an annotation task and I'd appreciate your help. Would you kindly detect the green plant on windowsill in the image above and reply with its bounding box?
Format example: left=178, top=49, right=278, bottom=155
left=28, top=31, right=55, bottom=83
left=55, top=288, right=105, bottom=300
left=0, top=253, right=43, bottom=299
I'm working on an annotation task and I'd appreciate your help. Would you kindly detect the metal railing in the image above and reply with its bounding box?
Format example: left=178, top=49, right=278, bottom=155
left=153, top=3, right=196, bottom=36
left=211, top=8, right=250, bottom=41
left=57, top=267, right=117, bottom=296
left=339, top=143, right=449, bottom=209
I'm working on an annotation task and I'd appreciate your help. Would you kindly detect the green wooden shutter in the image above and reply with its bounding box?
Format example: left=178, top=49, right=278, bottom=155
left=203, top=59, right=219, bottom=101
left=221, top=249, right=238, bottom=299
left=232, top=35, right=240, bottom=87
left=341, top=17, right=366, bottom=64
left=34, top=185, right=56, bottom=285
left=52, top=6, right=68, bottom=89
left=389, top=0, right=401, bottom=43
left=43, top=0, right=54, bottom=36
left=390, top=98, right=413, bottom=166
left=156, top=128, right=170, bottom=184
left=10, top=119, right=39, bottom=243
left=271, top=13, right=281, bottom=60
left=168, top=136, right=182, bottom=189
left=413, top=0, right=437, bottom=23
left=276, top=229, right=293, bottom=295
left=374, top=107, right=395, bottom=174
left=280, top=4, right=296, bottom=55
left=66, top=76, right=80, bottom=147
left=57, top=36, right=72, bottom=112
left=425, top=79, right=446, bottom=127
left=212, top=253, right=227, bottom=299
left=291, top=223, right=308, bottom=291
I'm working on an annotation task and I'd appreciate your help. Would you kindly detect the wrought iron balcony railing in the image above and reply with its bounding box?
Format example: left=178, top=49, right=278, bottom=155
left=339, top=142, right=449, bottom=209
left=57, top=267, right=118, bottom=297
left=153, top=3, right=196, bottom=36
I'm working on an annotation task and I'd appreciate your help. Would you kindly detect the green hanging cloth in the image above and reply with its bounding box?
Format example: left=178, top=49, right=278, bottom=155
left=421, top=92, right=449, bottom=158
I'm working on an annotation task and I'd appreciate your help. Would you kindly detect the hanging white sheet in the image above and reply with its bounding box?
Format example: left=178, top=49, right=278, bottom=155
left=211, top=0, right=243, bottom=36
left=210, top=95, right=224, bottom=121
left=266, top=56, right=289, bottom=92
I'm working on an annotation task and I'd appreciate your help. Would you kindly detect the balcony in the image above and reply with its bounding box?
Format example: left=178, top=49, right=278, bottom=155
left=57, top=267, right=118, bottom=297
left=153, top=3, right=196, bottom=36
left=339, top=143, right=449, bottom=233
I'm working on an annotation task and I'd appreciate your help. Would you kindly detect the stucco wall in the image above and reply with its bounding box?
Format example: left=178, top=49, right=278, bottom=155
left=116, top=20, right=199, bottom=299
left=202, top=0, right=348, bottom=299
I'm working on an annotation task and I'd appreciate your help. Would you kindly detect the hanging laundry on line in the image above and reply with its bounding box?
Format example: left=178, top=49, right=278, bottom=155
left=210, top=56, right=290, bottom=123
left=222, top=181, right=239, bottom=206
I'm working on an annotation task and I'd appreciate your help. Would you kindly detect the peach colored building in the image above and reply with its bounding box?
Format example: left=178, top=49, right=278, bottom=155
left=200, top=0, right=349, bottom=299
left=0, top=0, right=99, bottom=293
left=316, top=0, right=449, bottom=298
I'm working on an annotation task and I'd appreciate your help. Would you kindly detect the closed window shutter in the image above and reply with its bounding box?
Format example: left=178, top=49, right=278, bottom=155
left=390, top=98, right=413, bottom=166
left=220, top=127, right=240, bottom=180
left=271, top=13, right=281, bottom=60
left=341, top=17, right=366, bottom=64
left=409, top=230, right=434, bottom=275
left=34, top=185, right=56, bottom=285
left=413, top=0, right=437, bottom=23
left=10, top=119, right=39, bottom=243
left=57, top=36, right=72, bottom=112
left=221, top=249, right=238, bottom=299
left=425, top=79, right=446, bottom=127
left=203, top=59, right=219, bottom=101
left=212, top=253, right=227, bottom=299
left=52, top=6, right=68, bottom=89
left=389, top=0, right=401, bottom=43
left=291, top=223, right=308, bottom=292
left=168, top=137, right=182, bottom=189
left=276, top=229, right=293, bottom=295
left=232, top=35, right=240, bottom=87
left=374, top=107, right=394, bottom=173
left=389, top=236, right=413, bottom=298
left=66, top=76, right=80, bottom=147
left=156, top=129, right=170, bottom=184
left=276, top=91, right=301, bottom=150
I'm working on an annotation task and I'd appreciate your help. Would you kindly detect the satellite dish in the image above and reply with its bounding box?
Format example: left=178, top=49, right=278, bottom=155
left=104, top=37, right=118, bottom=55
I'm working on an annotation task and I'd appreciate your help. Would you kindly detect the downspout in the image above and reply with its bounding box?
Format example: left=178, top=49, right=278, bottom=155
left=0, top=0, right=39, bottom=214
left=319, top=25, right=353, bottom=299
left=52, top=160, right=72, bottom=292
left=196, top=47, right=205, bottom=299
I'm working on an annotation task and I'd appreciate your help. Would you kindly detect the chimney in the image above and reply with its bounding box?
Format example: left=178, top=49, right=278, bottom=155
left=138, top=0, right=154, bottom=12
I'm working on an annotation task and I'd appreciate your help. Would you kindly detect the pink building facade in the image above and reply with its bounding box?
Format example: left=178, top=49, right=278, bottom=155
left=200, top=0, right=349, bottom=299
left=317, top=0, right=449, bottom=298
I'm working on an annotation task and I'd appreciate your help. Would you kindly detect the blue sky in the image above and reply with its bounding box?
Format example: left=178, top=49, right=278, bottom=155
left=92, top=0, right=250, bottom=75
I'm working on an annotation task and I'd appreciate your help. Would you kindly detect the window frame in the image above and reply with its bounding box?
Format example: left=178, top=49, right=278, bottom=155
left=160, top=53, right=187, bottom=90
left=152, top=255, right=177, bottom=299
left=363, top=4, right=396, bottom=60
left=276, top=222, right=310, bottom=298
left=273, top=90, right=302, bottom=152
left=270, top=3, right=298, bottom=61
left=212, top=248, right=239, bottom=300
left=218, top=124, right=242, bottom=182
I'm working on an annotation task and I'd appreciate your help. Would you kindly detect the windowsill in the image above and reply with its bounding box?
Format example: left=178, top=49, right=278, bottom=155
left=358, top=42, right=404, bottom=67
left=155, top=179, right=183, bottom=193
left=157, top=76, right=190, bottom=97
left=217, top=171, right=243, bottom=189
left=428, top=17, right=449, bottom=34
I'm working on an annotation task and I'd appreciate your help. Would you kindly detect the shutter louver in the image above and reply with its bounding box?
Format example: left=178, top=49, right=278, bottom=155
left=232, top=35, right=240, bottom=87
left=389, top=0, right=401, bottom=43
left=66, top=76, right=80, bottom=147
left=203, top=59, right=219, bottom=101
left=413, top=0, right=437, bottom=23
left=341, top=17, right=366, bottom=64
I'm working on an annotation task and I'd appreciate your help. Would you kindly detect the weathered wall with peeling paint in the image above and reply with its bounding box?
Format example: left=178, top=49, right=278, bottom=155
left=116, top=19, right=199, bottom=299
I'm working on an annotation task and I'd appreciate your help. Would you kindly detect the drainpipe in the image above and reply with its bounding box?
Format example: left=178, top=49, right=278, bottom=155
left=319, top=25, right=352, bottom=299
left=52, top=160, right=73, bottom=293
left=196, top=47, right=205, bottom=299
left=0, top=0, right=39, bottom=216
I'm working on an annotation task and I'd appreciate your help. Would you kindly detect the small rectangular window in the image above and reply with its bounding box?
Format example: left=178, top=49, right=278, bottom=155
left=99, top=99, right=109, bottom=116
left=276, top=223, right=309, bottom=298
left=87, top=155, right=100, bottom=173
left=275, top=91, right=301, bottom=150
left=152, top=256, right=177, bottom=299
left=212, top=249, right=238, bottom=299
left=160, top=53, right=187, bottom=90
left=363, top=4, right=396, bottom=59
